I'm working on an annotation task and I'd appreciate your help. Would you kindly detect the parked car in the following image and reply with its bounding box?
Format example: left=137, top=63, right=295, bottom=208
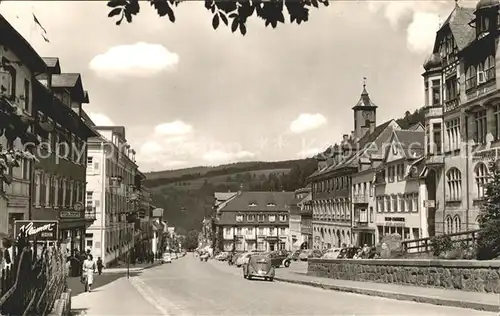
left=299, top=250, right=313, bottom=261
left=290, top=250, right=301, bottom=261
left=243, top=254, right=275, bottom=281
left=322, top=248, right=341, bottom=259
left=307, top=249, right=323, bottom=260
left=268, top=250, right=291, bottom=268
left=235, top=252, right=252, bottom=267
left=216, top=252, right=229, bottom=261
left=162, top=252, right=172, bottom=263
left=337, top=247, right=360, bottom=259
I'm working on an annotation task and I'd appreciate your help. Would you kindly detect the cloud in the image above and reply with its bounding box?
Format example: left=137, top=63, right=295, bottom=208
left=290, top=113, right=327, bottom=134
left=89, top=112, right=114, bottom=126
left=89, top=42, right=179, bottom=78
left=154, top=120, right=193, bottom=136
left=202, top=150, right=255, bottom=163
left=368, top=1, right=450, bottom=54
left=297, top=147, right=322, bottom=158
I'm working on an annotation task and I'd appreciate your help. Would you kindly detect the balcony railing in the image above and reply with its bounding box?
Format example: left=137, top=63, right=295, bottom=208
left=352, top=194, right=369, bottom=204
left=425, top=154, right=444, bottom=165
left=466, top=79, right=496, bottom=103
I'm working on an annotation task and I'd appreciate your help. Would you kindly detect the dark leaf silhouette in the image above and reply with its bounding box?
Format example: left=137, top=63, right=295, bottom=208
left=220, top=13, right=228, bottom=26
left=212, top=14, right=219, bottom=30
left=231, top=18, right=239, bottom=33
left=108, top=8, right=122, bottom=18
left=107, top=0, right=329, bottom=34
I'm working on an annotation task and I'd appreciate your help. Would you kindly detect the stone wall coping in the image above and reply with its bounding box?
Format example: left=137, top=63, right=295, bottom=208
left=308, top=258, right=500, bottom=268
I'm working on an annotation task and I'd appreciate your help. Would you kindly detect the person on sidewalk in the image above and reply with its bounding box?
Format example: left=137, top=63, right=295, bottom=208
left=82, top=254, right=96, bottom=292
left=97, top=257, right=103, bottom=275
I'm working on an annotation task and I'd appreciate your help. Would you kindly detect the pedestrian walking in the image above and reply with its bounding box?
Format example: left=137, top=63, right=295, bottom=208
left=82, top=254, right=96, bottom=292
left=96, top=257, right=103, bottom=275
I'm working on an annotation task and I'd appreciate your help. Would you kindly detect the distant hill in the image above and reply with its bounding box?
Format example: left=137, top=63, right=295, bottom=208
left=146, top=158, right=318, bottom=232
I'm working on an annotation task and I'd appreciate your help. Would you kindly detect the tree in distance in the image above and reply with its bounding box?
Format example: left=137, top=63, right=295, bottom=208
left=107, top=0, right=329, bottom=35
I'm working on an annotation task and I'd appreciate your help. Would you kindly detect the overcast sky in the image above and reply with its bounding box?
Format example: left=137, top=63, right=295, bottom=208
left=0, top=1, right=473, bottom=172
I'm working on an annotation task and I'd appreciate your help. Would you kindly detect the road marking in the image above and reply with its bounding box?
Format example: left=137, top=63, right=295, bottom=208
left=130, top=276, right=170, bottom=316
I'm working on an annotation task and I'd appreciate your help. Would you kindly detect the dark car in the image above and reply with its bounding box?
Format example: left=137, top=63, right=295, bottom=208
left=268, top=250, right=291, bottom=268
left=337, top=247, right=360, bottom=259
left=243, top=254, right=275, bottom=281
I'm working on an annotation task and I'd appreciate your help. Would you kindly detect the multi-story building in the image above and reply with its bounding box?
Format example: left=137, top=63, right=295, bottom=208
left=374, top=129, right=429, bottom=243
left=289, top=187, right=311, bottom=250
left=422, top=0, right=498, bottom=235
left=309, top=84, right=398, bottom=249
left=85, top=125, right=140, bottom=265
left=213, top=192, right=238, bottom=251
left=299, top=195, right=313, bottom=249
left=31, top=58, right=99, bottom=253
left=217, top=191, right=294, bottom=252
left=0, top=15, right=46, bottom=237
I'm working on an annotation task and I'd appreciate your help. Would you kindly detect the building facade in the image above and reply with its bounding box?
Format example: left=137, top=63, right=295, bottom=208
left=213, top=192, right=238, bottom=251
left=309, top=84, right=398, bottom=249
left=0, top=16, right=46, bottom=237
left=374, top=129, right=429, bottom=243
left=217, top=191, right=294, bottom=252
left=85, top=126, right=140, bottom=265
left=422, top=0, right=499, bottom=235
left=289, top=187, right=311, bottom=250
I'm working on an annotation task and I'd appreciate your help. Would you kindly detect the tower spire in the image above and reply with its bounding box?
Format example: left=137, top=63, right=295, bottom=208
left=361, top=77, right=368, bottom=96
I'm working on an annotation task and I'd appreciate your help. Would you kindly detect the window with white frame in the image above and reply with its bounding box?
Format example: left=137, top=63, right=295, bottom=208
left=268, top=215, right=276, bottom=222
left=446, top=168, right=462, bottom=201
left=445, top=118, right=460, bottom=151
left=269, top=227, right=275, bottom=235
left=247, top=214, right=254, bottom=222
left=258, top=214, right=265, bottom=222
left=236, top=215, right=243, bottom=222
left=258, top=227, right=264, bottom=235
left=494, top=105, right=500, bottom=140
left=279, top=214, right=287, bottom=222
left=279, top=227, right=286, bottom=235
left=475, top=162, right=488, bottom=199
left=45, top=175, right=50, bottom=206
left=474, top=109, right=487, bottom=144
left=34, top=172, right=41, bottom=206
left=484, top=55, right=495, bottom=81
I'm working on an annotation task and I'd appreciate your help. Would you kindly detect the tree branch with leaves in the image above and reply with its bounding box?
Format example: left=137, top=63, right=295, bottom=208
left=107, top=0, right=329, bottom=35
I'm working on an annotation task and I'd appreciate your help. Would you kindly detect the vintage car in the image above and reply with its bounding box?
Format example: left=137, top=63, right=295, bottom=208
left=243, top=254, right=275, bottom=281
left=337, top=247, right=360, bottom=259
left=268, top=250, right=291, bottom=268
left=235, top=252, right=252, bottom=267
left=321, top=248, right=341, bottom=259
left=162, top=252, right=172, bottom=263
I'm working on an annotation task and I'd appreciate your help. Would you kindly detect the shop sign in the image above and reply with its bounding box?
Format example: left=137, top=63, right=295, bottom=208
left=60, top=202, right=84, bottom=219
left=15, top=220, right=58, bottom=241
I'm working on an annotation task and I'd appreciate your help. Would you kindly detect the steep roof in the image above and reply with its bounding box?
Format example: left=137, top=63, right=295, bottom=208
left=383, top=130, right=425, bottom=162
left=435, top=6, right=475, bottom=52
left=219, top=192, right=295, bottom=212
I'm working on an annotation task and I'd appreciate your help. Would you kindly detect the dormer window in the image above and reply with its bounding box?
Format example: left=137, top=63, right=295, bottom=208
left=247, top=214, right=254, bottom=222
left=249, top=202, right=257, bottom=207
left=257, top=214, right=265, bottom=222
left=279, top=215, right=287, bottom=222
left=236, top=215, right=243, bottom=222
left=267, top=202, right=276, bottom=207
left=269, top=215, right=276, bottom=222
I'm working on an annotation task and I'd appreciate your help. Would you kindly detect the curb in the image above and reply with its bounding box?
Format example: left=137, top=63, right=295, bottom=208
left=274, top=277, right=499, bottom=313
left=103, top=261, right=163, bottom=274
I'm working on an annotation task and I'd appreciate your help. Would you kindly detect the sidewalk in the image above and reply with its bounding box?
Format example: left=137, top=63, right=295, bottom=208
left=71, top=275, right=163, bottom=316
left=274, top=267, right=500, bottom=312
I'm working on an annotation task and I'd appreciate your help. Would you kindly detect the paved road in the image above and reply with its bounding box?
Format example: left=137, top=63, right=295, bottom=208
left=130, top=256, right=496, bottom=316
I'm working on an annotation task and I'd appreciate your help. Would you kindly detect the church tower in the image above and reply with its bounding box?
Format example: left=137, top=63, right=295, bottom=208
left=352, top=78, right=378, bottom=140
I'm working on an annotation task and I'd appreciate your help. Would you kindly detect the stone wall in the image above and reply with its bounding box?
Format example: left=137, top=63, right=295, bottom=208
left=48, top=289, right=72, bottom=316
left=308, top=259, right=500, bottom=293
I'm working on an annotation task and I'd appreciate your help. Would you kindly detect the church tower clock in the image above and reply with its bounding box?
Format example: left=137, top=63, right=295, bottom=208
left=352, top=78, right=378, bottom=140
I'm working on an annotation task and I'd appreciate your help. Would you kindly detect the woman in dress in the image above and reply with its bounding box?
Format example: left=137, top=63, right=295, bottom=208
left=82, top=254, right=96, bottom=292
